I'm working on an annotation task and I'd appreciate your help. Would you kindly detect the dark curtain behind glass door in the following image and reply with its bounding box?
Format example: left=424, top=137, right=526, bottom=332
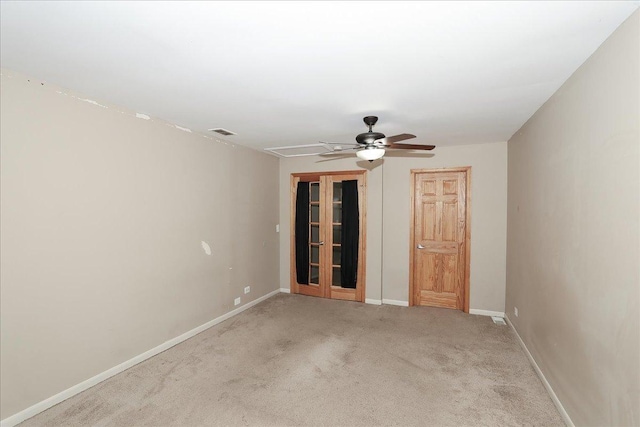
left=340, top=180, right=359, bottom=288
left=295, top=181, right=309, bottom=284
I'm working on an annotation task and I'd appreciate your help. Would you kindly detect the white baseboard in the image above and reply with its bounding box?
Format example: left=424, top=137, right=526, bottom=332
left=382, top=299, right=409, bottom=307
left=469, top=309, right=505, bottom=317
left=505, top=316, right=574, bottom=427
left=365, top=298, right=382, bottom=305
left=279, top=287, right=291, bottom=293
left=0, top=289, right=281, bottom=427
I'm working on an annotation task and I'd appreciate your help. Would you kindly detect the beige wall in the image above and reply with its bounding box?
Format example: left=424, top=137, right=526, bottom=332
left=0, top=71, right=280, bottom=419
left=506, top=11, right=639, bottom=427
left=279, top=141, right=507, bottom=311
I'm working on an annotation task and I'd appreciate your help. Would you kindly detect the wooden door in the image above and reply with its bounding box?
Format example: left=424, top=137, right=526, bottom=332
left=290, top=171, right=366, bottom=303
left=410, top=168, right=470, bottom=311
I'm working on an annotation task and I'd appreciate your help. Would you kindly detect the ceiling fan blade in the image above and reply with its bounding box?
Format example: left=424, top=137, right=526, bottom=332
left=376, top=133, right=416, bottom=145
left=383, top=150, right=435, bottom=158
left=319, top=147, right=359, bottom=156
left=387, top=142, right=435, bottom=151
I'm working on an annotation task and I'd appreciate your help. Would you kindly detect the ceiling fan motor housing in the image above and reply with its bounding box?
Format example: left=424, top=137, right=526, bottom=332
left=356, top=131, right=385, bottom=145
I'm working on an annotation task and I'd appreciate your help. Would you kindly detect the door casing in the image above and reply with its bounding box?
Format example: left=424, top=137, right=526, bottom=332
left=409, top=167, right=471, bottom=312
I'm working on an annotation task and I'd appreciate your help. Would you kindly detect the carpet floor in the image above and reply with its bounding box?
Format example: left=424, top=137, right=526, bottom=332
left=20, top=294, right=564, bottom=426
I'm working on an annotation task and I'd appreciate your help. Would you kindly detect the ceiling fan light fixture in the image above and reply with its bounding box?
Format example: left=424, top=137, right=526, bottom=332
left=356, top=147, right=385, bottom=161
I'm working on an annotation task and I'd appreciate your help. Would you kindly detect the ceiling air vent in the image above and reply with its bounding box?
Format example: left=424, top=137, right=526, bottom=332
left=208, top=128, right=236, bottom=136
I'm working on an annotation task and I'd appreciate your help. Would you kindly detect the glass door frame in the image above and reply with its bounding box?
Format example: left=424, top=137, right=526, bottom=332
left=290, top=170, right=367, bottom=303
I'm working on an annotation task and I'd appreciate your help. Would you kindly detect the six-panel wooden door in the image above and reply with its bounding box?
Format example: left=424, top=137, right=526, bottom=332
left=410, top=168, right=470, bottom=311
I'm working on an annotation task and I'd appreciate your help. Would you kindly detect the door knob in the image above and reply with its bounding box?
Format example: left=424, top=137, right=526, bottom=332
left=319, top=241, right=324, bottom=246
left=417, top=244, right=425, bottom=249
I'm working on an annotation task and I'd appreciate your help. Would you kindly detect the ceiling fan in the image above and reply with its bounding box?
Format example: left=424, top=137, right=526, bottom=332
left=321, top=116, right=435, bottom=161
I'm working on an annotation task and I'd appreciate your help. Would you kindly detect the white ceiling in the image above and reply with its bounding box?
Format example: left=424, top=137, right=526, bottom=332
left=1, top=1, right=638, bottom=150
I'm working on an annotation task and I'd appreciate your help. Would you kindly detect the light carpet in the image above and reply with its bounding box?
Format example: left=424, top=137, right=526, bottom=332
left=20, top=293, right=564, bottom=426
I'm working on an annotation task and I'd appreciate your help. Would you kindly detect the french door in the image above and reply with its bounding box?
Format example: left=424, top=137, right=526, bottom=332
left=290, top=171, right=366, bottom=302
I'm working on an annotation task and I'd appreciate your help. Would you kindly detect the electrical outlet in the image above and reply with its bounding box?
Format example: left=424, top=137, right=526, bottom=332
left=276, top=224, right=280, bottom=233
left=514, top=306, right=519, bottom=317
left=244, top=286, right=250, bottom=294
left=234, top=297, right=241, bottom=306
